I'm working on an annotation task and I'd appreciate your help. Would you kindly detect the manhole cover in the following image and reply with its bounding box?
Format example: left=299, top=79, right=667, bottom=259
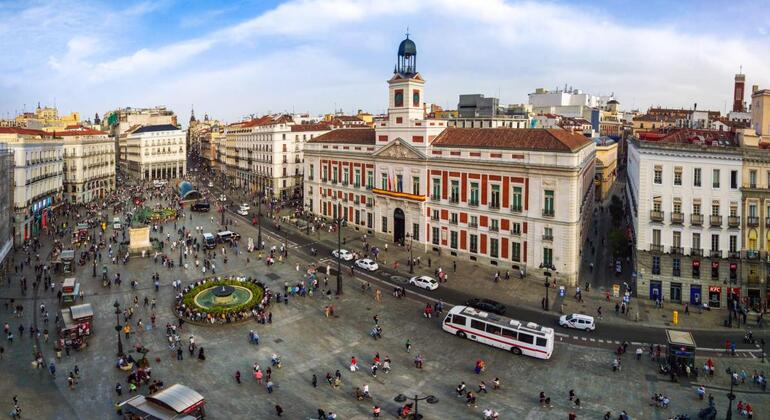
left=265, top=273, right=280, bottom=280
left=274, top=338, right=283, bottom=344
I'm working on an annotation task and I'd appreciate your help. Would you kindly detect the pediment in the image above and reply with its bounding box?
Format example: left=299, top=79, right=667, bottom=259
left=373, top=138, right=426, bottom=160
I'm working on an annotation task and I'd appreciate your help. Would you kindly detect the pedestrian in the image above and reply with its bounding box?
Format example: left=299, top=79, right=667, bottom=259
left=492, top=377, right=501, bottom=390
left=405, top=338, right=411, bottom=353
left=478, top=381, right=487, bottom=393
left=311, top=374, right=317, bottom=388
left=266, top=380, right=274, bottom=393
left=115, top=383, right=123, bottom=396
left=235, top=371, right=241, bottom=384
left=275, top=404, right=283, bottom=416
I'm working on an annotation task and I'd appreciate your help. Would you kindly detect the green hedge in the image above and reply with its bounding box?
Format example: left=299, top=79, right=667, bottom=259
left=182, top=278, right=264, bottom=316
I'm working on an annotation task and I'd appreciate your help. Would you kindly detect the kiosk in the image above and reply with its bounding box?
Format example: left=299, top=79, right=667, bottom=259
left=58, top=303, right=93, bottom=350
left=61, top=277, right=80, bottom=305
left=119, top=384, right=206, bottom=419
left=60, top=250, right=75, bottom=273
left=665, top=329, right=696, bottom=376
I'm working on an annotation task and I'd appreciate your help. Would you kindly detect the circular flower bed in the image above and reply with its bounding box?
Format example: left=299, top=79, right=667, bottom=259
left=176, top=277, right=270, bottom=324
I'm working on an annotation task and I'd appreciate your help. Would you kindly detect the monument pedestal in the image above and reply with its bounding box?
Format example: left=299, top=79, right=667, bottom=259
left=128, top=226, right=152, bottom=255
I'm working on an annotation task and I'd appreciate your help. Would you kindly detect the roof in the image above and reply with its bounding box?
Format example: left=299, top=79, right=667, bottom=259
left=290, top=123, right=332, bottom=132
left=69, top=303, right=93, bottom=320
left=146, top=384, right=204, bottom=414
left=398, top=37, right=417, bottom=56
left=639, top=128, right=737, bottom=146
left=309, top=128, right=376, bottom=145
left=58, top=127, right=108, bottom=136
left=177, top=181, right=202, bottom=200
left=132, top=124, right=180, bottom=134
left=666, top=330, right=696, bottom=347
left=0, top=127, right=52, bottom=137
left=431, top=128, right=592, bottom=152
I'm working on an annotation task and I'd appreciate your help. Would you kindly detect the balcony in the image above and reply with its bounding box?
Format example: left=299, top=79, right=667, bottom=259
left=728, top=251, right=740, bottom=259
left=330, top=180, right=337, bottom=185
left=449, top=197, right=459, bottom=204
left=709, top=215, right=722, bottom=227
left=510, top=205, right=522, bottom=213
left=748, top=216, right=759, bottom=227
left=650, top=244, right=664, bottom=253
left=745, top=250, right=760, bottom=260
left=468, top=200, right=479, bottom=207
left=690, top=248, right=703, bottom=257
left=669, top=246, right=683, bottom=255
left=709, top=250, right=722, bottom=258
left=353, top=183, right=360, bottom=188
left=649, top=210, right=664, bottom=222
left=670, top=212, right=684, bottom=224
left=431, top=194, right=441, bottom=201
left=341, top=181, right=348, bottom=186
left=469, top=222, right=478, bottom=228
left=366, top=185, right=373, bottom=190
left=728, top=216, right=740, bottom=228
left=690, top=214, right=703, bottom=226
left=542, top=234, right=553, bottom=241
left=489, top=226, right=499, bottom=232
left=542, top=208, right=555, bottom=217
left=489, top=203, right=500, bottom=210
left=430, top=215, right=439, bottom=221
left=449, top=219, right=458, bottom=225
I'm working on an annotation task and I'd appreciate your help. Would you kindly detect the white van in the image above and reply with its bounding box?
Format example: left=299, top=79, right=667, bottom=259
left=558, top=313, right=596, bottom=331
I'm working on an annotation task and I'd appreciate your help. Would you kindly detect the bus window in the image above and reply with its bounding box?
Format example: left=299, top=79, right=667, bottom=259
left=470, top=320, right=486, bottom=331
left=536, top=337, right=548, bottom=347
left=452, top=315, right=467, bottom=326
left=501, top=328, right=517, bottom=340
left=486, top=324, right=502, bottom=335
left=518, top=333, right=534, bottom=344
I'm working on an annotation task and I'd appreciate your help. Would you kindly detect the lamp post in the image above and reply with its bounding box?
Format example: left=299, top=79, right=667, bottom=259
left=540, top=263, right=554, bottom=311
left=92, top=259, right=96, bottom=278
left=406, top=232, right=414, bottom=274
left=393, top=393, right=438, bottom=420
left=220, top=202, right=225, bottom=226
left=178, top=235, right=183, bottom=266
left=305, top=203, right=311, bottom=235
left=336, top=208, right=343, bottom=296
left=726, top=373, right=736, bottom=420
left=113, top=300, right=124, bottom=357
left=761, top=338, right=766, bottom=364
left=257, top=190, right=263, bottom=250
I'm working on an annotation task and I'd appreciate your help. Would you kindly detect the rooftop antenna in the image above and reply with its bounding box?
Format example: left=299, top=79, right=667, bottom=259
left=406, top=26, right=410, bottom=38
left=739, top=64, right=743, bottom=74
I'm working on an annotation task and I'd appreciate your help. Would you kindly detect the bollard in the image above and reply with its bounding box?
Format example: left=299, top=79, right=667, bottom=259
left=672, top=310, right=679, bottom=325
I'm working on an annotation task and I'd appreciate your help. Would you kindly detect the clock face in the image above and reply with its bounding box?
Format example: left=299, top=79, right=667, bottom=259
left=394, top=90, right=404, bottom=107
left=413, top=90, right=420, bottom=107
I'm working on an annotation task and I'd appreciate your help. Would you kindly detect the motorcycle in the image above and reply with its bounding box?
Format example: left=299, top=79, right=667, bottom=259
left=743, top=331, right=756, bottom=345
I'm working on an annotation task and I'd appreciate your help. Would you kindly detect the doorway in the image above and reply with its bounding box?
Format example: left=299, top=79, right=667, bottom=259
left=394, top=208, right=405, bottom=244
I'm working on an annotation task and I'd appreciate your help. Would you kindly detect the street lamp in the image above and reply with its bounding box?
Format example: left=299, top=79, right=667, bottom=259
left=305, top=203, right=311, bottom=235
left=394, top=393, right=438, bottom=420
left=726, top=373, right=736, bottom=420
left=113, top=300, right=124, bottom=356
left=335, top=208, right=343, bottom=296
left=406, top=232, right=414, bottom=274
left=178, top=235, right=183, bottom=266
left=257, top=190, right=263, bottom=250
left=761, top=338, right=766, bottom=364
left=539, top=263, right=554, bottom=311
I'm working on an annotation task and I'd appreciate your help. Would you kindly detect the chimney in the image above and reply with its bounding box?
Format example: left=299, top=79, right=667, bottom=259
left=753, top=85, right=759, bottom=94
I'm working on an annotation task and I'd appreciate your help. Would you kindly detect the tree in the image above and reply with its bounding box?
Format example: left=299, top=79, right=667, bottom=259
left=609, top=195, right=624, bottom=226
left=609, top=228, right=630, bottom=258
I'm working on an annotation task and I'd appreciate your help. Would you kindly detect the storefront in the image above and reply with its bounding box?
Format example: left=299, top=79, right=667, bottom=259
left=711, top=261, right=720, bottom=281
left=708, top=286, right=722, bottom=308
left=729, top=262, right=738, bottom=283
left=670, top=282, right=682, bottom=303
left=689, top=284, right=702, bottom=305
left=692, top=259, right=701, bottom=279
left=650, top=280, right=662, bottom=301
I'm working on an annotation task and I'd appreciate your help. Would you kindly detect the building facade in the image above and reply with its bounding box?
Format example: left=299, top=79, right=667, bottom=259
left=59, top=127, right=116, bottom=204
left=0, top=144, right=14, bottom=276
left=0, top=128, right=63, bottom=244
left=627, top=136, right=743, bottom=308
left=304, top=36, right=595, bottom=284
left=120, top=124, right=186, bottom=181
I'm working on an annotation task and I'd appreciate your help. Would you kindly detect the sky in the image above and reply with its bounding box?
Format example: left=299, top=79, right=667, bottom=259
left=2, top=0, right=770, bottom=126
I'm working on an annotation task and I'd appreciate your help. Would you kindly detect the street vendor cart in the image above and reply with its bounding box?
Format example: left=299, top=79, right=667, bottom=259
left=60, top=249, right=75, bottom=273
left=58, top=303, right=94, bottom=350
left=119, top=383, right=206, bottom=419
left=61, top=277, right=80, bottom=305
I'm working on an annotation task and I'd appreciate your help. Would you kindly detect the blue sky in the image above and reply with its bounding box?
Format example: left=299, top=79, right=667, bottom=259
left=1, top=0, right=769, bottom=125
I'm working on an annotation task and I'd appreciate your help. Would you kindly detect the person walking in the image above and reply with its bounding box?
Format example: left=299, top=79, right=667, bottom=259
left=235, top=371, right=241, bottom=384
left=405, top=338, right=411, bottom=353
left=275, top=404, right=283, bottom=416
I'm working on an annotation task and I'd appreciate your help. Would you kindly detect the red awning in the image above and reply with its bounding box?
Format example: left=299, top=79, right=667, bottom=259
left=729, top=263, right=737, bottom=270
left=692, top=260, right=700, bottom=267
left=711, top=261, right=719, bottom=269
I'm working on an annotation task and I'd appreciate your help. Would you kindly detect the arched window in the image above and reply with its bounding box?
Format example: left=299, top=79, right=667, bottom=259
left=748, top=229, right=758, bottom=250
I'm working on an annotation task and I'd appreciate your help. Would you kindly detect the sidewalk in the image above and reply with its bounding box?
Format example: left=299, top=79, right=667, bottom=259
left=273, top=206, right=766, bottom=332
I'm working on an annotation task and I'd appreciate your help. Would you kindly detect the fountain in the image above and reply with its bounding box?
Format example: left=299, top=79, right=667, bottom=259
left=212, top=285, right=236, bottom=304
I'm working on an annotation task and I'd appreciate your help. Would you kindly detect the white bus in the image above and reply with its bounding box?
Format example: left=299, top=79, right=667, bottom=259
left=442, top=305, right=554, bottom=360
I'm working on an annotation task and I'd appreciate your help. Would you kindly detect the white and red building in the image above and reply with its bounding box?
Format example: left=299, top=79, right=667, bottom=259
left=304, top=36, right=596, bottom=284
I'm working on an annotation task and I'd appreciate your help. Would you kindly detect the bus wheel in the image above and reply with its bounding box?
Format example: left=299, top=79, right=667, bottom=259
left=511, top=347, right=522, bottom=355
left=456, top=331, right=466, bottom=339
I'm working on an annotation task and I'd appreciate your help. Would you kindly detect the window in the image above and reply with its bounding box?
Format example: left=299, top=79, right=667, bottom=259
left=490, top=238, right=499, bottom=258
left=450, top=213, right=458, bottom=225
left=654, top=166, right=662, bottom=184
left=354, top=169, right=360, bottom=186
left=308, top=164, right=314, bottom=180
left=469, top=215, right=478, bottom=227
left=536, top=337, right=548, bottom=347
left=518, top=333, right=534, bottom=345
left=450, top=231, right=458, bottom=249
left=692, top=232, right=701, bottom=250
left=332, top=167, right=338, bottom=183
left=652, top=229, right=661, bottom=245
left=729, top=235, right=737, bottom=253
left=543, top=247, right=553, bottom=266
left=380, top=173, right=387, bottom=189
left=412, top=177, right=420, bottom=195
left=469, top=182, right=479, bottom=205
left=674, top=167, right=682, bottom=186
left=501, top=328, right=517, bottom=340
left=432, top=227, right=440, bottom=245
left=469, top=234, right=478, bottom=253
left=672, top=258, right=681, bottom=277
left=693, top=168, right=701, bottom=187
left=712, top=169, right=720, bottom=188
left=544, top=190, right=555, bottom=215
left=451, top=315, right=466, bottom=326
left=512, top=222, right=521, bottom=235
left=450, top=180, right=459, bottom=203
left=512, top=186, right=523, bottom=211
left=693, top=202, right=701, bottom=215
left=749, top=170, right=757, bottom=188
left=490, top=185, right=500, bottom=208
left=652, top=256, right=660, bottom=275
left=382, top=216, right=388, bottom=233
left=412, top=223, right=420, bottom=241
left=367, top=172, right=373, bottom=189
left=672, top=231, right=681, bottom=247
left=544, top=226, right=553, bottom=239
left=711, top=203, right=720, bottom=216
left=470, top=320, right=486, bottom=331
left=486, top=323, right=502, bottom=335
left=395, top=175, right=403, bottom=192
left=512, top=242, right=521, bottom=262
left=711, top=234, right=719, bottom=252
left=343, top=168, right=349, bottom=185
left=730, top=170, right=738, bottom=189
left=394, top=89, right=403, bottom=107
left=432, top=178, right=441, bottom=199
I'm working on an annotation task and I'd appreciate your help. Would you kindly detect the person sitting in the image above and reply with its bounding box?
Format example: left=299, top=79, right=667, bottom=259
left=354, top=387, right=364, bottom=401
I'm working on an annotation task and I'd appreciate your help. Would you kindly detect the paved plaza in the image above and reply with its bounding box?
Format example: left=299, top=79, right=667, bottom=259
left=0, top=197, right=768, bottom=419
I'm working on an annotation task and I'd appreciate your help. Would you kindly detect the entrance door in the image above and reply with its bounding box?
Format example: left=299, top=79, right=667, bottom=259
left=649, top=280, right=662, bottom=300
left=394, top=208, right=405, bottom=244
left=689, top=285, right=701, bottom=305
left=670, top=283, right=682, bottom=303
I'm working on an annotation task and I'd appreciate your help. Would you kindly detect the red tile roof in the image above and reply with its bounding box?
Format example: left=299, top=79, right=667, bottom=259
left=290, top=123, right=332, bottom=132
left=57, top=127, right=108, bottom=136
left=0, top=127, right=51, bottom=137
left=431, top=128, right=591, bottom=152
left=309, top=128, right=375, bottom=145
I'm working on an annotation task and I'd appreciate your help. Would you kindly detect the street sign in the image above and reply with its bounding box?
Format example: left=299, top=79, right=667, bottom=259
left=612, top=284, right=620, bottom=298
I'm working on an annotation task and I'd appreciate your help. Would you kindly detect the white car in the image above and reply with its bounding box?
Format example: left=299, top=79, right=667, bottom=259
left=559, top=314, right=596, bottom=331
left=332, top=249, right=354, bottom=261
left=236, top=208, right=249, bottom=216
left=240, top=204, right=251, bottom=211
left=354, top=258, right=379, bottom=271
left=408, top=275, right=439, bottom=291
left=219, top=194, right=227, bottom=202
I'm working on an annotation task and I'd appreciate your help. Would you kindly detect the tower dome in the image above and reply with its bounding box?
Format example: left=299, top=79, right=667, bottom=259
left=395, top=33, right=417, bottom=76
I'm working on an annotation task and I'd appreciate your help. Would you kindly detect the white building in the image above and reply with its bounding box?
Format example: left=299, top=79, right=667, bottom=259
left=0, top=128, right=63, bottom=244
left=59, top=126, right=116, bottom=203
left=304, top=36, right=595, bottom=284
left=627, top=133, right=743, bottom=308
left=528, top=87, right=615, bottom=118
left=119, top=124, right=186, bottom=181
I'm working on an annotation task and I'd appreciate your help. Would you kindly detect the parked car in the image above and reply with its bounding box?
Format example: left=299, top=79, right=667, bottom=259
left=559, top=313, right=596, bottom=331
left=236, top=208, right=249, bottom=216
left=240, top=203, right=251, bottom=211
left=408, top=275, right=438, bottom=291
left=464, top=298, right=507, bottom=315
left=354, top=258, right=379, bottom=271
left=331, top=249, right=354, bottom=261
left=219, top=194, right=227, bottom=202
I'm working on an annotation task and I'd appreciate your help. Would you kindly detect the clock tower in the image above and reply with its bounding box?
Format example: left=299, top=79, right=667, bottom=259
left=387, top=34, right=425, bottom=125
